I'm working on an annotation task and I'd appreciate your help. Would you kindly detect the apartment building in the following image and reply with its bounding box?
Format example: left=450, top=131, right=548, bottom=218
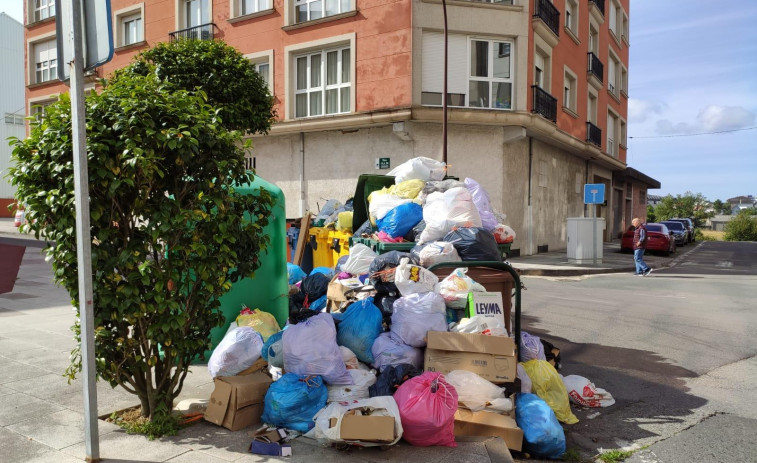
left=1, top=13, right=25, bottom=217
left=23, top=0, right=657, bottom=254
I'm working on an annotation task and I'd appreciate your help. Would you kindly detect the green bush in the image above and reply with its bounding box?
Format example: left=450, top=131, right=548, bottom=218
left=8, top=71, right=273, bottom=423
left=724, top=210, right=757, bottom=241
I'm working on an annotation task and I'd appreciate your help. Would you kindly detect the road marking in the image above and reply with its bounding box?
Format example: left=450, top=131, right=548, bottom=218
left=716, top=261, right=734, bottom=268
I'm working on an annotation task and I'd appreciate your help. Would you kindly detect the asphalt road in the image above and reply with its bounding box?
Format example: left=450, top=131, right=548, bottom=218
left=516, top=241, right=757, bottom=462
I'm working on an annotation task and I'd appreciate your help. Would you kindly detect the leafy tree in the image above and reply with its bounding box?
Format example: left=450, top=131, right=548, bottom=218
left=646, top=205, right=656, bottom=223
left=117, top=39, right=275, bottom=134
left=724, top=209, right=757, bottom=241
left=712, top=199, right=731, bottom=215
left=8, top=72, right=274, bottom=423
left=652, top=191, right=709, bottom=227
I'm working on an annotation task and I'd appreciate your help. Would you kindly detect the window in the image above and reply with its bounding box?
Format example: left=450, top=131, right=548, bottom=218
left=469, top=40, right=512, bottom=109
left=621, top=12, right=629, bottom=43
left=185, top=0, right=209, bottom=27
left=564, top=0, right=578, bottom=36
left=421, top=32, right=513, bottom=110
left=255, top=62, right=270, bottom=87
left=247, top=50, right=274, bottom=93
left=587, top=90, right=597, bottom=123
left=620, top=119, right=627, bottom=148
left=534, top=48, right=550, bottom=90
left=294, top=0, right=351, bottom=23
left=563, top=67, right=577, bottom=113
left=29, top=98, right=57, bottom=121
left=608, top=51, right=620, bottom=96
left=620, top=65, right=628, bottom=96
left=33, top=0, right=55, bottom=22
left=4, top=113, right=25, bottom=125
left=123, top=14, right=143, bottom=45
left=237, top=0, right=271, bottom=16
left=608, top=0, right=618, bottom=37
left=114, top=5, right=145, bottom=48
left=589, top=24, right=599, bottom=54
left=607, top=111, right=618, bottom=157
left=33, top=39, right=57, bottom=84
left=294, top=46, right=351, bottom=118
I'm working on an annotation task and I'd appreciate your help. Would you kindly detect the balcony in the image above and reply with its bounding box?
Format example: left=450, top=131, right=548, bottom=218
left=586, top=121, right=602, bottom=147
left=169, top=23, right=216, bottom=42
left=589, top=0, right=605, bottom=16
left=588, top=52, right=604, bottom=87
left=532, top=85, right=557, bottom=123
left=533, top=0, right=560, bottom=39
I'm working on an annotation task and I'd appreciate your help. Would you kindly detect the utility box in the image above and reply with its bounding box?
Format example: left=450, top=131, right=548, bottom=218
left=567, top=217, right=605, bottom=263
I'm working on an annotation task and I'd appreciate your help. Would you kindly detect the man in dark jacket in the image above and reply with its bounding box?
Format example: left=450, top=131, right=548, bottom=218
left=632, top=218, right=653, bottom=276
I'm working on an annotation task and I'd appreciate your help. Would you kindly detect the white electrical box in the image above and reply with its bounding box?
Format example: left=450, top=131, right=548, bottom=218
left=567, top=217, right=605, bottom=262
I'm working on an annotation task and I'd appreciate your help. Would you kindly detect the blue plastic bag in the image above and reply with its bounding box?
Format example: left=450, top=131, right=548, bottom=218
left=377, top=203, right=423, bottom=239
left=310, top=266, right=335, bottom=279
left=336, top=298, right=383, bottom=364
left=262, top=373, right=328, bottom=432
left=515, top=393, right=566, bottom=459
left=309, top=294, right=327, bottom=312
left=261, top=330, right=284, bottom=367
left=287, top=263, right=307, bottom=284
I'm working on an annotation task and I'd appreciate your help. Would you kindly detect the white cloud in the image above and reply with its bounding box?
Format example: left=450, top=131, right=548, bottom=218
left=696, top=105, right=756, bottom=131
left=656, top=120, right=697, bottom=135
left=628, top=99, right=665, bottom=123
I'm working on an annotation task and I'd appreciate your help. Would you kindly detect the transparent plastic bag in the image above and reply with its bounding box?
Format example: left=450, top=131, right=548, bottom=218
left=444, top=370, right=505, bottom=412
left=326, top=369, right=377, bottom=403
left=283, top=313, right=353, bottom=385
left=394, top=257, right=439, bottom=296
left=387, top=157, right=446, bottom=184
left=236, top=309, right=281, bottom=342
left=390, top=292, right=447, bottom=347
left=418, top=187, right=482, bottom=244
left=208, top=327, right=264, bottom=378
left=435, top=268, right=487, bottom=309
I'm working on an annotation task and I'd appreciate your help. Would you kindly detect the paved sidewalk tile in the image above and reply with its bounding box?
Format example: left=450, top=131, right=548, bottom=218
left=0, top=427, right=58, bottom=463
left=6, top=408, right=120, bottom=450
left=0, top=360, right=50, bottom=385
left=166, top=449, right=238, bottom=463
left=61, top=429, right=189, bottom=462
left=4, top=373, right=81, bottom=400
left=0, top=393, right=64, bottom=426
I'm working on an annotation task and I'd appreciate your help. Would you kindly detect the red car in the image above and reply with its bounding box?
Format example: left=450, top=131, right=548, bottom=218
left=621, top=223, right=676, bottom=256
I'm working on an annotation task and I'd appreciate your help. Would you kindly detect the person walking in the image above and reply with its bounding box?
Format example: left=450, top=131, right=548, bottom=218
left=632, top=218, right=653, bottom=276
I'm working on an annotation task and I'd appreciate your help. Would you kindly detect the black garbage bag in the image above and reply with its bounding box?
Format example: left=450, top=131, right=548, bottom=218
left=403, top=219, right=426, bottom=242
left=373, top=294, right=399, bottom=329
left=301, top=272, right=330, bottom=300
left=289, top=307, right=322, bottom=325
left=541, top=338, right=562, bottom=371
left=369, top=363, right=421, bottom=397
left=443, top=227, right=502, bottom=262
left=334, top=254, right=350, bottom=273
left=368, top=251, right=418, bottom=296
left=353, top=219, right=372, bottom=237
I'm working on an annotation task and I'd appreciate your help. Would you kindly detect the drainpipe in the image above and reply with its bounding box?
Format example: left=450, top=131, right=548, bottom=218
left=299, top=132, right=306, bottom=216
left=527, top=137, right=533, bottom=256
left=584, top=160, right=590, bottom=217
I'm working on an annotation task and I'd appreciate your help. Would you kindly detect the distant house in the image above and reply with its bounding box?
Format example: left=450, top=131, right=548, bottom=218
left=708, top=215, right=733, bottom=232
left=647, top=194, right=662, bottom=206
left=727, top=196, right=756, bottom=215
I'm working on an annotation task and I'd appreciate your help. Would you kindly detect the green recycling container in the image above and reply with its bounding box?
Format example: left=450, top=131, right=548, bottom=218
left=200, top=175, right=289, bottom=361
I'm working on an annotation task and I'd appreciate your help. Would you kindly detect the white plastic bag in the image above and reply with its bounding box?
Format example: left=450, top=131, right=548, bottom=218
left=518, top=363, right=533, bottom=394
left=415, top=241, right=462, bottom=267
left=369, top=194, right=410, bottom=222
left=327, top=369, right=377, bottom=402
left=283, top=313, right=353, bottom=385
left=464, top=178, right=498, bottom=231
left=562, top=375, right=615, bottom=408
left=313, top=396, right=404, bottom=446
left=387, top=156, right=446, bottom=184
left=208, top=327, right=264, bottom=378
left=451, top=315, right=507, bottom=337
left=394, top=257, right=439, bottom=296
left=371, top=332, right=424, bottom=371
left=445, top=370, right=506, bottom=412
left=341, top=244, right=378, bottom=275
left=435, top=267, right=487, bottom=309
left=390, top=292, right=447, bottom=347
left=340, top=346, right=360, bottom=370
left=419, top=187, right=482, bottom=244
left=493, top=223, right=516, bottom=244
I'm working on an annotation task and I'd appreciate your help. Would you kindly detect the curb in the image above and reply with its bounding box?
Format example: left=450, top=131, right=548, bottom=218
left=515, top=266, right=636, bottom=277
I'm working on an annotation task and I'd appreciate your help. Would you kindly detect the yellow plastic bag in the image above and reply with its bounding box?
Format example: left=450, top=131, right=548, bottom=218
left=390, top=179, right=424, bottom=199
left=236, top=309, right=281, bottom=342
left=521, top=360, right=578, bottom=424
left=336, top=211, right=353, bottom=231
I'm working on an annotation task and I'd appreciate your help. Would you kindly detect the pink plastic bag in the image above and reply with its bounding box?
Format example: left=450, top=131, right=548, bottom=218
left=394, top=372, right=458, bottom=447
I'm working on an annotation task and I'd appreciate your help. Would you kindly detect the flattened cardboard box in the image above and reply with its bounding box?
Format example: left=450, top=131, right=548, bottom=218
left=454, top=409, right=523, bottom=452
left=329, top=414, right=396, bottom=443
left=204, top=372, right=272, bottom=431
left=424, top=331, right=517, bottom=383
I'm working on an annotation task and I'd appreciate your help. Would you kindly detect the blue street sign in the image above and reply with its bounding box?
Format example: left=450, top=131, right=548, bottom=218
left=584, top=183, right=605, bottom=204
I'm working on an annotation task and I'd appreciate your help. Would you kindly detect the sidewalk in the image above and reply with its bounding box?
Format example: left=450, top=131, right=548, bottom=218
left=0, top=218, right=672, bottom=462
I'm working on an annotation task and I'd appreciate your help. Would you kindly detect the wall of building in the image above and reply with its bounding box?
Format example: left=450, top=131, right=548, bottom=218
left=0, top=13, right=25, bottom=217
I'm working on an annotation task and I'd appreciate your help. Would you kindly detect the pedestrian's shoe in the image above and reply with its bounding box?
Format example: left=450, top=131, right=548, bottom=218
left=643, top=268, right=653, bottom=276
left=634, top=273, right=643, bottom=276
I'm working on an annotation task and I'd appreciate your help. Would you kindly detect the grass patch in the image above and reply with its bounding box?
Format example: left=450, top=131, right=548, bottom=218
left=107, top=406, right=183, bottom=440
left=700, top=230, right=724, bottom=241
left=562, top=448, right=582, bottom=461
left=597, top=449, right=635, bottom=462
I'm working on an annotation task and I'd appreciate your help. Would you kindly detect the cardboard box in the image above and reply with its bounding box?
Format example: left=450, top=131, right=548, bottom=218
left=329, top=414, right=396, bottom=443
left=454, top=409, right=523, bottom=452
left=204, top=372, right=272, bottom=431
left=467, top=291, right=506, bottom=332
left=236, top=357, right=268, bottom=377
left=424, top=331, right=517, bottom=383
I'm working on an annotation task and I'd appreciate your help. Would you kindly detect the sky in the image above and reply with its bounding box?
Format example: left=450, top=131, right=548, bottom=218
left=627, top=1, right=757, bottom=202
left=2, top=0, right=755, bottom=202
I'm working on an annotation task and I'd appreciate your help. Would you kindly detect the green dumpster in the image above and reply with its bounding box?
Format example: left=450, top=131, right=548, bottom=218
left=200, top=175, right=289, bottom=361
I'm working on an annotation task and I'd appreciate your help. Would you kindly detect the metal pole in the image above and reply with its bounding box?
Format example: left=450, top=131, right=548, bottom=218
left=442, top=0, right=448, bottom=165
left=69, top=0, right=100, bottom=460
left=592, top=204, right=598, bottom=266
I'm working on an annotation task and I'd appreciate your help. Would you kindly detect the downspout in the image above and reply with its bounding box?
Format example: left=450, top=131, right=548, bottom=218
left=584, top=159, right=590, bottom=217
left=299, top=132, right=306, bottom=216
left=527, top=137, right=533, bottom=256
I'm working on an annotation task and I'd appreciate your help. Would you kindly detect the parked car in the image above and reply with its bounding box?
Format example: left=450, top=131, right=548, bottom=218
left=669, top=218, right=695, bottom=243
left=621, top=223, right=676, bottom=256
left=661, top=221, right=689, bottom=246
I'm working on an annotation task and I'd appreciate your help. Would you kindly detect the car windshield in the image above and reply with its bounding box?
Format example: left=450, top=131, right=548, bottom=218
left=664, top=222, right=684, bottom=231
left=647, top=224, right=663, bottom=232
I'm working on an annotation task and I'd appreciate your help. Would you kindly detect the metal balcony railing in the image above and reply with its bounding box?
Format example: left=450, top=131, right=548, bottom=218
left=588, top=52, right=604, bottom=83
left=534, top=0, right=560, bottom=37
left=586, top=121, right=602, bottom=147
left=531, top=85, right=557, bottom=123
left=589, top=0, right=605, bottom=17
left=169, top=23, right=216, bottom=42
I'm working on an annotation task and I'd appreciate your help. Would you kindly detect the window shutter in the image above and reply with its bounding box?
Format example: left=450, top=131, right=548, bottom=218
left=422, top=31, right=467, bottom=96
